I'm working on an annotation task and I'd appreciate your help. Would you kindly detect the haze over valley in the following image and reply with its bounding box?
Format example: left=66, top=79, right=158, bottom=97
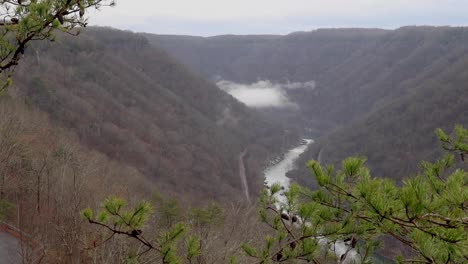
left=148, top=27, right=468, bottom=184
left=0, top=1, right=466, bottom=263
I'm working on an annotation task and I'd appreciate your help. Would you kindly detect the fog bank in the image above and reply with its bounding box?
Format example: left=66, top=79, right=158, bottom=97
left=216, top=80, right=315, bottom=108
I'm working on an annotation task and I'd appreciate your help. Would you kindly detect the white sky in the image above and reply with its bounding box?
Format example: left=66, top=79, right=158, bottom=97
left=89, top=0, right=468, bottom=36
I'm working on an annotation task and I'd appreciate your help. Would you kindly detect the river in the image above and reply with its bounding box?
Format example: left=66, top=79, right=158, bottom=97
left=263, top=139, right=313, bottom=204
left=262, top=139, right=360, bottom=264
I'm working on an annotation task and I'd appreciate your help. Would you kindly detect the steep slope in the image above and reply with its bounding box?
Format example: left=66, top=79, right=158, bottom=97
left=146, top=29, right=390, bottom=132
left=144, top=34, right=281, bottom=82
left=294, top=65, right=468, bottom=186
left=148, top=26, right=468, bottom=185
left=292, top=27, right=468, bottom=187
left=0, top=96, right=157, bottom=264
left=146, top=29, right=388, bottom=83
left=12, top=28, right=290, bottom=201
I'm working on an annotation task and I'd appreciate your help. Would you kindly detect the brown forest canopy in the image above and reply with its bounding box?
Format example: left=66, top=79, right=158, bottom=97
left=11, top=27, right=293, bottom=201
left=1, top=25, right=467, bottom=263
left=147, top=26, right=468, bottom=185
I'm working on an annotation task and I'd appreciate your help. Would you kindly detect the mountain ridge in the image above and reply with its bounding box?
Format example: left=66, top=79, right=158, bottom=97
left=145, top=26, right=468, bottom=186
left=12, top=27, right=292, bottom=201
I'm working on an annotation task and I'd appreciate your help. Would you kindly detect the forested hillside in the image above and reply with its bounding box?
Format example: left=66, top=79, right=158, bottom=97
left=145, top=29, right=388, bottom=83
left=147, top=29, right=389, bottom=132
left=11, top=27, right=291, bottom=201
left=148, top=26, right=468, bottom=185
left=292, top=27, right=468, bottom=186
left=0, top=96, right=156, bottom=262
left=295, top=59, right=468, bottom=187
left=0, top=1, right=466, bottom=262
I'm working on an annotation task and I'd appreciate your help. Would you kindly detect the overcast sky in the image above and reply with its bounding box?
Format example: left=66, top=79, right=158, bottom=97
left=89, top=0, right=468, bottom=36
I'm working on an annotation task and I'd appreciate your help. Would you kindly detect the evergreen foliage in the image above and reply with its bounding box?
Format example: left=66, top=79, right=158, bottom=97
left=153, top=192, right=183, bottom=229
left=83, top=126, right=467, bottom=263
left=0, top=0, right=114, bottom=91
left=242, top=126, right=467, bottom=263
left=0, top=197, right=13, bottom=220
left=82, top=196, right=201, bottom=264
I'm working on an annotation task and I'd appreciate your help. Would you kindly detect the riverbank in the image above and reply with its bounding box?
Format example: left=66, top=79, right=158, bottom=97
left=261, top=139, right=364, bottom=264
left=263, top=139, right=313, bottom=190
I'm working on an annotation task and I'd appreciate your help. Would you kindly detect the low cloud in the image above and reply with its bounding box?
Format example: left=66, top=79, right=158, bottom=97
left=216, top=80, right=315, bottom=108
left=283, top=80, right=316, bottom=90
